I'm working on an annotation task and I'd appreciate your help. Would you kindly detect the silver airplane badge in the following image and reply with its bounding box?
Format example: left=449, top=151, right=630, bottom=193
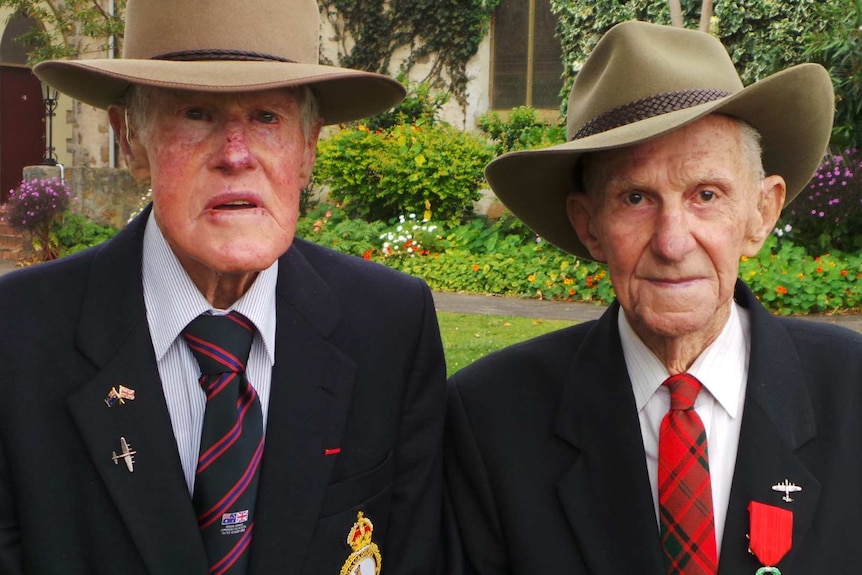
left=111, top=436, right=137, bottom=473
left=771, top=479, right=802, bottom=502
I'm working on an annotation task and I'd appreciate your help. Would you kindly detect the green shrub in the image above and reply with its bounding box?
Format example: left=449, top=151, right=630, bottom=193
left=55, top=212, right=119, bottom=256
left=295, top=203, right=389, bottom=258
left=477, top=106, right=566, bottom=154
left=314, top=122, right=495, bottom=223
left=364, top=80, right=449, bottom=132
left=298, top=204, right=862, bottom=315
left=740, top=236, right=862, bottom=315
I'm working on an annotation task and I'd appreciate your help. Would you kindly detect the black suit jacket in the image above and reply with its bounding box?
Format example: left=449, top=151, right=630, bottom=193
left=445, top=283, right=862, bottom=574
left=0, top=209, right=446, bottom=574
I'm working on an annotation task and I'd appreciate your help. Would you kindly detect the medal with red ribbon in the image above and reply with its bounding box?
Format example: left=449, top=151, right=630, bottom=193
left=748, top=501, right=793, bottom=575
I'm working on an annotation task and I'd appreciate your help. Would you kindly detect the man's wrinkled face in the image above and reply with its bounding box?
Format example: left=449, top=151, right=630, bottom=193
left=567, top=115, right=784, bottom=343
left=124, top=88, right=321, bottom=283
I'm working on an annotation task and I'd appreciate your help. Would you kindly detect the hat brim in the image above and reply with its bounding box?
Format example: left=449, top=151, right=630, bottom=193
left=33, top=59, right=406, bottom=125
left=485, top=63, right=834, bottom=259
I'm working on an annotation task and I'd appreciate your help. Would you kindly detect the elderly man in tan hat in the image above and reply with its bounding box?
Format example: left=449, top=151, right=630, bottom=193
left=445, top=20, right=862, bottom=575
left=0, top=1, right=446, bottom=574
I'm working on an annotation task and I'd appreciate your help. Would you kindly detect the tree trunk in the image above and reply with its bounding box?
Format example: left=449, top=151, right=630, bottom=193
left=668, top=0, right=684, bottom=27
left=700, top=0, right=714, bottom=32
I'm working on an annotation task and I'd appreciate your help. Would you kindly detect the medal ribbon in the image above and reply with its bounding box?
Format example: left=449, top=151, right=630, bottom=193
left=748, top=502, right=793, bottom=566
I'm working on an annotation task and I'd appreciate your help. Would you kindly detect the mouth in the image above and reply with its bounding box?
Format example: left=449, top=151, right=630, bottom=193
left=214, top=200, right=258, bottom=210
left=206, top=193, right=263, bottom=212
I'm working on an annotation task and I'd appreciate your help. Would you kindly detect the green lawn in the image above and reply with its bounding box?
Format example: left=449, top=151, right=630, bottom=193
left=437, top=312, right=575, bottom=377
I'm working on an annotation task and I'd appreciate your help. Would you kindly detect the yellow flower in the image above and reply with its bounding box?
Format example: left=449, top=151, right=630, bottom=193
left=528, top=274, right=536, bottom=282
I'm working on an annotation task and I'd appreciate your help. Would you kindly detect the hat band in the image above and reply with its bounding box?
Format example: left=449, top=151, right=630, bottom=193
left=153, top=49, right=296, bottom=63
left=571, top=88, right=732, bottom=141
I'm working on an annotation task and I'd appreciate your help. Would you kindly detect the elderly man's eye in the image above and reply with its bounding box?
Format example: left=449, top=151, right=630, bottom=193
left=699, top=189, right=717, bottom=202
left=625, top=192, right=644, bottom=206
left=255, top=111, right=278, bottom=124
left=184, top=108, right=207, bottom=121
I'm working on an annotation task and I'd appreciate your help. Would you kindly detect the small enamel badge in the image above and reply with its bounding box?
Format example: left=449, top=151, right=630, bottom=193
left=104, top=385, right=136, bottom=407
left=771, top=479, right=802, bottom=502
left=111, top=436, right=137, bottom=472
left=339, top=511, right=381, bottom=575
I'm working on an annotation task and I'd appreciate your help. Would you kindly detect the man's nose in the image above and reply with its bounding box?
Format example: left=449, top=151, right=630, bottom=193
left=651, top=205, right=695, bottom=261
left=215, top=121, right=255, bottom=171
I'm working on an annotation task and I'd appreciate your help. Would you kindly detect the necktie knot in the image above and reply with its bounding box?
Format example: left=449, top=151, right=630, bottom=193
left=182, top=311, right=255, bottom=377
left=663, top=373, right=702, bottom=411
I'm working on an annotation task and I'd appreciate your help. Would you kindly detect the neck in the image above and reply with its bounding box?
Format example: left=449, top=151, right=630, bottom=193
left=178, top=256, right=259, bottom=309
left=627, top=306, right=732, bottom=375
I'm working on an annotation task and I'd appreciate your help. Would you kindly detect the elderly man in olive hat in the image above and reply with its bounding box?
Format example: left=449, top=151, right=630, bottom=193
left=0, top=1, right=446, bottom=574
left=445, top=21, right=862, bottom=575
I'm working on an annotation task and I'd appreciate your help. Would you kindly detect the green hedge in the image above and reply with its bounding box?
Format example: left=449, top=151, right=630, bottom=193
left=299, top=203, right=862, bottom=316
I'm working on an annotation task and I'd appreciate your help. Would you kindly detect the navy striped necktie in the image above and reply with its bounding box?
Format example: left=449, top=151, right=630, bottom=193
left=183, top=311, right=264, bottom=575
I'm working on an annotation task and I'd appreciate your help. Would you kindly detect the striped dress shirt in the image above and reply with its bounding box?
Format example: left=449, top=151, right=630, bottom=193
left=142, top=213, right=277, bottom=493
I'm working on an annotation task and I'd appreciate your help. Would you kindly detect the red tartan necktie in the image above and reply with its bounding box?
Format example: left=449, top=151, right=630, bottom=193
left=183, top=312, right=263, bottom=575
left=658, top=373, right=717, bottom=575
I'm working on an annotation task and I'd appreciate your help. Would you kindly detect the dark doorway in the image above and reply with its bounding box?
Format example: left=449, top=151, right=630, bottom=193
left=0, top=65, right=44, bottom=203
left=1, top=12, right=44, bottom=204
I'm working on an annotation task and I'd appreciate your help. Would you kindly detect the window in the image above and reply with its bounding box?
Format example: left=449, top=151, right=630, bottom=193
left=490, top=0, right=564, bottom=110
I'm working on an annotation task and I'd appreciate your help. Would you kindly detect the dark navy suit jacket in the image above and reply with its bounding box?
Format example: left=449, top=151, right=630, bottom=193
left=446, top=282, right=862, bottom=574
left=0, top=208, right=447, bottom=574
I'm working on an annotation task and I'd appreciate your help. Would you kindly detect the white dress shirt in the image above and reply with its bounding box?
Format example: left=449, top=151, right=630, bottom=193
left=142, top=212, right=277, bottom=493
left=619, top=302, right=751, bottom=553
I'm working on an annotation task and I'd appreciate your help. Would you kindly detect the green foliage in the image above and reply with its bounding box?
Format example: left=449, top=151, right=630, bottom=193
left=550, top=0, right=860, bottom=146
left=300, top=202, right=862, bottom=315
left=55, top=211, right=119, bottom=256
left=802, top=0, right=862, bottom=150
left=314, top=122, right=494, bottom=223
left=740, top=236, right=862, bottom=315
left=295, top=202, right=389, bottom=258
left=477, top=107, right=566, bottom=154
left=0, top=0, right=125, bottom=65
left=364, top=80, right=449, bottom=132
left=320, top=0, right=499, bottom=107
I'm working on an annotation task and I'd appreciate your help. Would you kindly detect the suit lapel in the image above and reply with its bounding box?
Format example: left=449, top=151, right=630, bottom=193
left=248, top=244, right=357, bottom=574
left=69, top=210, right=209, bottom=574
left=555, top=304, right=665, bottom=575
left=718, top=284, right=819, bottom=574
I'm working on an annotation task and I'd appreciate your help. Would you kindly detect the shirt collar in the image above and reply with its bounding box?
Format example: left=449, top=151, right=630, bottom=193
left=621, top=302, right=750, bottom=418
left=142, top=211, right=277, bottom=365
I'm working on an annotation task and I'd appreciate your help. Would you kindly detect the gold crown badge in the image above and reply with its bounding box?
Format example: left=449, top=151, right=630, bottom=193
left=340, top=511, right=382, bottom=575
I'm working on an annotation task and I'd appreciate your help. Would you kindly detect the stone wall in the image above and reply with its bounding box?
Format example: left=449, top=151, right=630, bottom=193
left=23, top=165, right=148, bottom=229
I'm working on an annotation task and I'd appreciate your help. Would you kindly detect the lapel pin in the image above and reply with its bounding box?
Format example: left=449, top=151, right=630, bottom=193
left=111, top=436, right=137, bottom=473
left=771, top=479, right=802, bottom=502
left=339, top=511, right=381, bottom=575
left=104, top=385, right=136, bottom=407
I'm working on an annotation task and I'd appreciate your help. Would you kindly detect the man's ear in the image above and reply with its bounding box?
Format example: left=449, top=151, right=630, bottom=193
left=298, top=118, right=324, bottom=188
left=743, top=175, right=786, bottom=257
left=566, top=192, right=606, bottom=262
left=108, top=105, right=151, bottom=182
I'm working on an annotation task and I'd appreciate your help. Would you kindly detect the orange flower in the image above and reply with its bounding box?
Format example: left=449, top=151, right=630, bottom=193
left=776, top=285, right=788, bottom=295
left=471, top=263, right=480, bottom=272
left=816, top=266, right=824, bottom=273
left=362, top=250, right=373, bottom=260
left=841, top=269, right=848, bottom=276
left=568, top=289, right=576, bottom=296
